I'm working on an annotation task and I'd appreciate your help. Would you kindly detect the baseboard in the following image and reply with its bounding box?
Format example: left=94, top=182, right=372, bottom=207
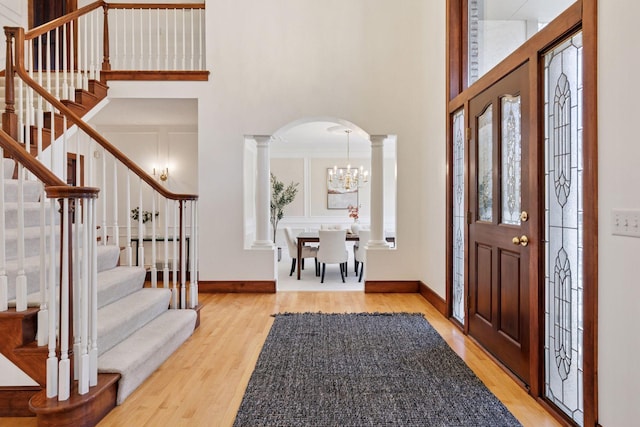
left=418, top=282, right=447, bottom=316
left=198, top=281, right=276, bottom=293
left=0, top=386, right=40, bottom=417
left=364, top=281, right=420, bottom=293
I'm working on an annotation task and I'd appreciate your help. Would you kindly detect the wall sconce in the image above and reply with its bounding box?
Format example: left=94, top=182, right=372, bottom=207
left=153, top=167, right=169, bottom=182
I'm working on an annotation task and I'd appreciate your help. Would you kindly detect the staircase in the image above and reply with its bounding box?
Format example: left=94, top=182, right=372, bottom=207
left=0, top=158, right=198, bottom=422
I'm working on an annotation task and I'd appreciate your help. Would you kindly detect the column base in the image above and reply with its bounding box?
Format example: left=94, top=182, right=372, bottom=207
left=252, top=240, right=275, bottom=249
left=366, top=240, right=391, bottom=249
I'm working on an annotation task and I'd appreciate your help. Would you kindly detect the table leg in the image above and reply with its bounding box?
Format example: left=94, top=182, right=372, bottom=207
left=297, top=240, right=302, bottom=280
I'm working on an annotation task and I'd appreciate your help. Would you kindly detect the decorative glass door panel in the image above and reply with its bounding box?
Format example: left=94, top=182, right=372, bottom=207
left=501, top=95, right=521, bottom=226
left=452, top=109, right=466, bottom=324
left=477, top=105, right=493, bottom=222
left=543, top=31, right=584, bottom=426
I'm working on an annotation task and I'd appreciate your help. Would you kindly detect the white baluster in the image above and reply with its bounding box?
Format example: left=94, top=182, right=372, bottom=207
left=101, top=149, right=107, bottom=244
left=172, top=201, right=178, bottom=308
left=190, top=9, right=194, bottom=70
left=55, top=27, right=60, bottom=100
left=148, top=7, right=152, bottom=69
left=151, top=191, right=157, bottom=288
left=46, top=197, right=58, bottom=398
left=139, top=8, right=143, bottom=69
left=58, top=198, right=71, bottom=401
left=163, top=197, right=169, bottom=289
left=156, top=8, right=161, bottom=70
left=180, top=201, right=186, bottom=308
left=181, top=9, right=186, bottom=70
left=126, top=170, right=132, bottom=265
left=15, top=162, right=27, bottom=312
left=112, top=156, right=119, bottom=248
left=89, top=197, right=98, bottom=387
left=138, top=180, right=144, bottom=268
left=173, top=9, right=177, bottom=70
left=37, top=184, right=48, bottom=346
left=190, top=200, right=198, bottom=308
left=165, top=9, right=169, bottom=70
left=78, top=195, right=90, bottom=395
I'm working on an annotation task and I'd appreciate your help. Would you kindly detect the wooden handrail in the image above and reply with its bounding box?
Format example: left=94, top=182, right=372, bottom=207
left=0, top=129, right=98, bottom=199
left=24, top=1, right=105, bottom=41
left=9, top=26, right=198, bottom=202
left=106, top=3, right=205, bottom=10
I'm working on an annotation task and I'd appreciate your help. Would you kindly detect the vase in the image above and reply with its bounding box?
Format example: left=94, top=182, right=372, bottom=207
left=351, top=221, right=360, bottom=235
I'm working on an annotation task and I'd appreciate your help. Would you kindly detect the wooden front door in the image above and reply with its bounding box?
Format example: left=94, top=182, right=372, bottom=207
left=468, top=63, right=531, bottom=385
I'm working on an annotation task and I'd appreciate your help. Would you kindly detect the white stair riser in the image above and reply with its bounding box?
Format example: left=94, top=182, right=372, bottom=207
left=4, top=203, right=57, bottom=229
left=4, top=181, right=42, bottom=203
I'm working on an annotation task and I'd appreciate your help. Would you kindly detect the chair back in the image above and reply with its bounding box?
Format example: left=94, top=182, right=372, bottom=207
left=320, top=224, right=343, bottom=230
left=317, top=229, right=348, bottom=264
left=354, top=230, right=371, bottom=263
left=284, top=227, right=298, bottom=254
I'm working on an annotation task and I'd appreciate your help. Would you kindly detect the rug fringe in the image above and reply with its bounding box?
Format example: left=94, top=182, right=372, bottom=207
left=271, top=311, right=425, bottom=318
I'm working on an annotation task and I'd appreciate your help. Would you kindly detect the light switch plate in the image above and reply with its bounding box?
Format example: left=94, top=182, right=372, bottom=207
left=612, top=209, right=640, bottom=237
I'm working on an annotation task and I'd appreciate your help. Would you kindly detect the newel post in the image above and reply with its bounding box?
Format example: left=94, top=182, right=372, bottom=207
left=101, top=4, right=111, bottom=75
left=2, top=27, right=17, bottom=140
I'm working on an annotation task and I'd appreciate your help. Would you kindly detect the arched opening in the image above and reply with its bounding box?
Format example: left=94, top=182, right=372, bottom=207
left=243, top=117, right=396, bottom=291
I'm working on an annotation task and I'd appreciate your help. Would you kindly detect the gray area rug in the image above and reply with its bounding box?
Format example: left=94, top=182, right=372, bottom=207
left=234, top=312, right=522, bottom=427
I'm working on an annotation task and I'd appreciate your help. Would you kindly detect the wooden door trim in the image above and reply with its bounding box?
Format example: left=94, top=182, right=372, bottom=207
left=446, top=0, right=598, bottom=425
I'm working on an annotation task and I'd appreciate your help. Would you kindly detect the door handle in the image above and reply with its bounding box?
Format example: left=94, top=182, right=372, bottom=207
left=512, top=235, right=529, bottom=247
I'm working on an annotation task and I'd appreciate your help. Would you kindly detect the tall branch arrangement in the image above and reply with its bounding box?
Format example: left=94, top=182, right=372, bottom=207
left=270, top=173, right=299, bottom=243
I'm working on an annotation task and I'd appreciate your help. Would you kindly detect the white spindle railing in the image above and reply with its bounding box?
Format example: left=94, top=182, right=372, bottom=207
left=109, top=5, right=206, bottom=71
left=1, top=1, right=202, bottom=407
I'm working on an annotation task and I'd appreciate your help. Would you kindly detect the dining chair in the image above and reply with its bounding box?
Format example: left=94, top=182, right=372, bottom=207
left=353, top=230, right=371, bottom=282
left=317, top=229, right=349, bottom=283
left=284, top=227, right=319, bottom=276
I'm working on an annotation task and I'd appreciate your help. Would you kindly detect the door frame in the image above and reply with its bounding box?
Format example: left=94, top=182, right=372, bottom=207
left=445, top=1, right=598, bottom=425
left=28, top=0, right=77, bottom=29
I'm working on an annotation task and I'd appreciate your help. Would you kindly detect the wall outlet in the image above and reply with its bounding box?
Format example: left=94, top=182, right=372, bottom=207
left=612, top=209, right=640, bottom=237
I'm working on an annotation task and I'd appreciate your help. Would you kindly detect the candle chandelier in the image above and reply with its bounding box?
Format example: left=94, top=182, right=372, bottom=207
left=327, top=129, right=369, bottom=192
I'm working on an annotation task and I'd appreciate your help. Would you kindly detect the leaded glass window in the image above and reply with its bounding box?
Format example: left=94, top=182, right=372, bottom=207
left=544, top=31, right=584, bottom=426
left=501, top=95, right=521, bottom=225
left=478, top=105, right=493, bottom=222
left=452, top=109, right=465, bottom=323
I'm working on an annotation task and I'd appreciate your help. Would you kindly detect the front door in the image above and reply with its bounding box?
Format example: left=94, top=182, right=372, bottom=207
left=468, top=63, right=531, bottom=384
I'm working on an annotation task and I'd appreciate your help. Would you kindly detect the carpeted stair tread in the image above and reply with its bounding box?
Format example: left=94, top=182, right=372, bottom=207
left=96, top=245, right=122, bottom=272
left=4, top=202, right=56, bottom=228
left=3, top=158, right=15, bottom=179
left=3, top=180, right=42, bottom=203
left=98, top=309, right=197, bottom=404
left=97, top=266, right=147, bottom=309
left=97, top=288, right=172, bottom=356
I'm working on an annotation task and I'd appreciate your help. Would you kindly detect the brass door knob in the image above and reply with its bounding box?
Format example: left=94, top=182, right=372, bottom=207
left=512, top=235, right=529, bottom=247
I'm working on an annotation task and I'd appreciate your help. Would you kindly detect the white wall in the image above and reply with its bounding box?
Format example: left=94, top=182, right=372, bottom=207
left=202, top=0, right=444, bottom=283
left=0, top=0, right=28, bottom=69
left=597, top=0, right=640, bottom=424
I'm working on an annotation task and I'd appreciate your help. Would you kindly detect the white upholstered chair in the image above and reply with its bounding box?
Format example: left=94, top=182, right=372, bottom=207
left=353, top=230, right=371, bottom=282
left=317, top=229, right=349, bottom=283
left=284, top=227, right=319, bottom=277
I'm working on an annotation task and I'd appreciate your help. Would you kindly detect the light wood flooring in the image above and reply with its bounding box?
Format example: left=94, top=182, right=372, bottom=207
left=1, top=292, right=561, bottom=427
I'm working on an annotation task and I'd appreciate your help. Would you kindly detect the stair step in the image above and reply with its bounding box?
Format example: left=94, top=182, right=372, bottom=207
left=3, top=159, right=16, bottom=179
left=97, top=288, right=172, bottom=356
left=98, top=309, right=196, bottom=404
left=3, top=180, right=42, bottom=203
left=4, top=201, right=56, bottom=229
left=97, top=266, right=147, bottom=309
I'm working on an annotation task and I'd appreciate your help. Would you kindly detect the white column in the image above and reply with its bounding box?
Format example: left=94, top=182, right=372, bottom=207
left=252, top=135, right=275, bottom=249
left=368, top=135, right=390, bottom=249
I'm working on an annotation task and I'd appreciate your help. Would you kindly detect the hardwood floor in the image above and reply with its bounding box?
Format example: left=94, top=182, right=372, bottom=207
left=1, top=292, right=561, bottom=427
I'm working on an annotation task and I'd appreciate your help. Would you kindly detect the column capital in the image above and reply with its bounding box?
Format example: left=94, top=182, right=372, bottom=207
left=369, top=135, right=388, bottom=146
left=252, top=135, right=272, bottom=145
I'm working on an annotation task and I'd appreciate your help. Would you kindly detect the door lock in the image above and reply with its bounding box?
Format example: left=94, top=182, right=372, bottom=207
left=520, top=211, right=529, bottom=222
left=512, top=235, right=529, bottom=247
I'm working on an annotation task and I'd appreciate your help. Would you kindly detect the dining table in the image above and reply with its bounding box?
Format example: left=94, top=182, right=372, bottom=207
left=295, top=231, right=395, bottom=280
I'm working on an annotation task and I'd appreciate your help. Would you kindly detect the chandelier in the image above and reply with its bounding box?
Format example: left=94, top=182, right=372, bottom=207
left=327, top=128, right=369, bottom=192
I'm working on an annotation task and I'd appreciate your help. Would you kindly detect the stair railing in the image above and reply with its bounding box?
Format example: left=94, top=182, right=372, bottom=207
left=0, top=127, right=100, bottom=400
left=0, top=8, right=200, bottom=403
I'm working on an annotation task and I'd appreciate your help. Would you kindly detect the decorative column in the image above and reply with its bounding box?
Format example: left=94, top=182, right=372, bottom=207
left=252, top=135, right=275, bottom=249
left=368, top=135, right=390, bottom=249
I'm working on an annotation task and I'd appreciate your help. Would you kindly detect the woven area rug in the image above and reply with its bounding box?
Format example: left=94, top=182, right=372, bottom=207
left=233, top=312, right=522, bottom=427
